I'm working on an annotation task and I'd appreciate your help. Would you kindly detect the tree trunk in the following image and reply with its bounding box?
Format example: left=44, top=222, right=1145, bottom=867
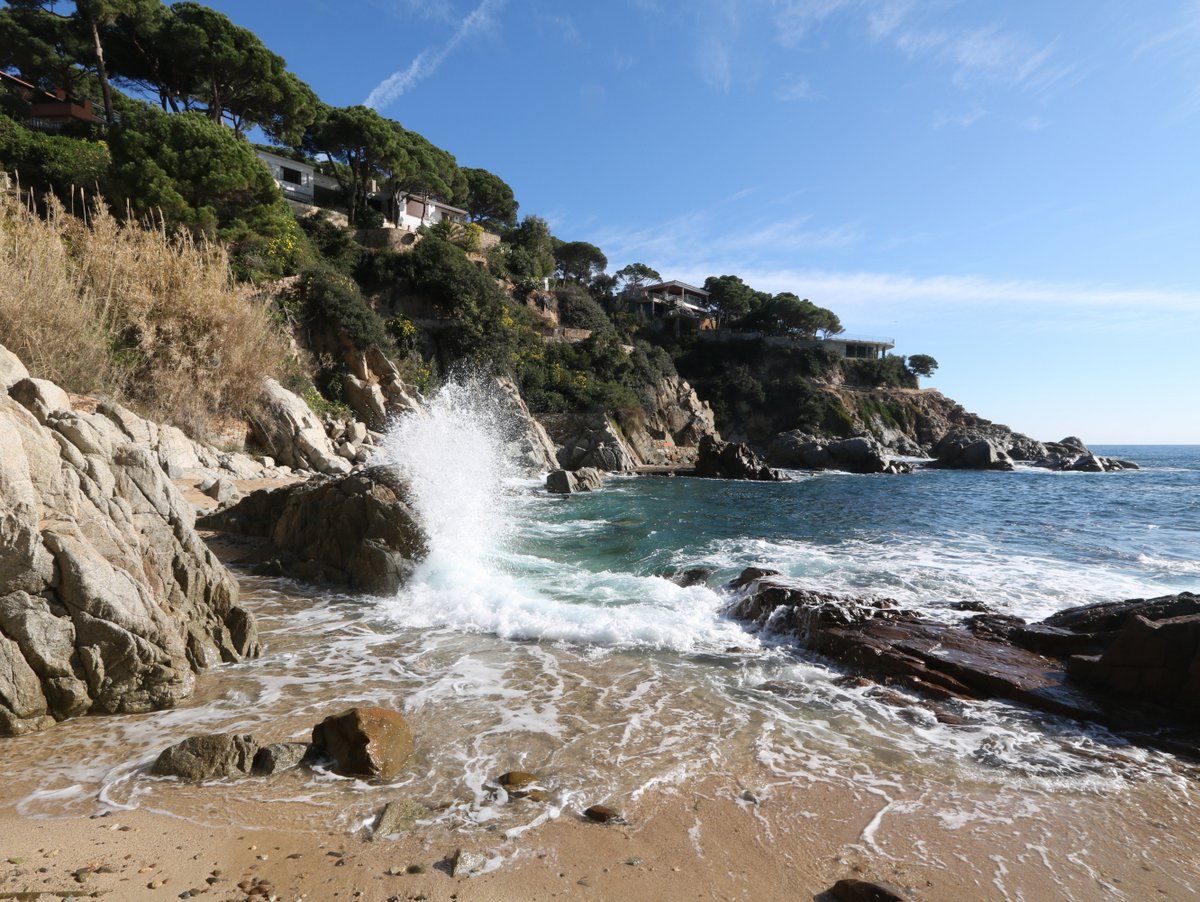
left=88, top=16, right=116, bottom=125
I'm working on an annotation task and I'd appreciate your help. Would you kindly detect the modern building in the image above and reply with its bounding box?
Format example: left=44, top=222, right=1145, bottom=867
left=394, top=193, right=469, bottom=231
left=255, top=149, right=316, bottom=205
left=1, top=73, right=103, bottom=132
left=821, top=335, right=896, bottom=359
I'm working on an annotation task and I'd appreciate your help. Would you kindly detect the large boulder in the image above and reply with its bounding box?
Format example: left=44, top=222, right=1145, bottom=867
left=694, top=435, right=786, bottom=481
left=312, top=707, right=415, bottom=780
left=545, top=467, right=604, bottom=494
left=0, top=353, right=259, bottom=736
left=767, top=431, right=912, bottom=474
left=200, top=466, right=427, bottom=594
left=252, top=379, right=352, bottom=476
left=151, top=733, right=260, bottom=781
left=1031, top=437, right=1140, bottom=473
left=928, top=432, right=1014, bottom=471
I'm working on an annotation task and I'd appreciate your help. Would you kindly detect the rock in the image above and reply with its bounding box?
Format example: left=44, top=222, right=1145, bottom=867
left=495, top=771, right=545, bottom=799
left=545, top=467, right=603, bottom=494
left=830, top=878, right=909, bottom=901
left=728, top=566, right=781, bottom=590
left=151, top=734, right=259, bottom=781
left=767, top=431, right=912, bottom=475
left=0, top=351, right=258, bottom=736
left=252, top=379, right=352, bottom=476
left=336, top=441, right=357, bottom=461
left=669, top=568, right=712, bottom=588
left=583, top=804, right=624, bottom=824
left=202, top=477, right=238, bottom=505
left=729, top=577, right=1200, bottom=752
left=551, top=414, right=637, bottom=472
left=928, top=432, right=1014, bottom=471
left=200, top=466, right=426, bottom=594
left=8, top=377, right=72, bottom=425
left=311, top=707, right=415, bottom=780
left=0, top=343, right=30, bottom=388
left=494, top=376, right=559, bottom=475
left=451, top=849, right=487, bottom=877
left=694, top=435, right=786, bottom=481
left=372, top=799, right=429, bottom=838
left=252, top=742, right=312, bottom=775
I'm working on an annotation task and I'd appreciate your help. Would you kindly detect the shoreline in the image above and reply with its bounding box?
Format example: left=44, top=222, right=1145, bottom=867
left=3, top=765, right=1198, bottom=900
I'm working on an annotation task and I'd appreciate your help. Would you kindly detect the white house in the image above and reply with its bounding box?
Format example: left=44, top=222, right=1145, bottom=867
left=394, top=194, right=469, bottom=231
left=255, top=149, right=315, bottom=205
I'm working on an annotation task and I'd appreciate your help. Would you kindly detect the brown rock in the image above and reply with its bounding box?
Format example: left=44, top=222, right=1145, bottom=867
left=311, top=707, right=414, bottom=780
left=151, top=733, right=259, bottom=781
left=583, top=804, right=624, bottom=824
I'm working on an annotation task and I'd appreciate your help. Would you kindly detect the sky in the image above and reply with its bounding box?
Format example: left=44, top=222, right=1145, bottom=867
left=201, top=0, right=1200, bottom=443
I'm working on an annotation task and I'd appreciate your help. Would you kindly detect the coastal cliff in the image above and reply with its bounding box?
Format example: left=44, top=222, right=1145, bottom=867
left=0, top=345, right=259, bottom=736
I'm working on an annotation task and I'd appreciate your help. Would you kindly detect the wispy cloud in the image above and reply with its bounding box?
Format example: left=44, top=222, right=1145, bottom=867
left=776, top=75, right=818, bottom=101
left=932, top=106, right=987, bottom=129
left=1132, top=3, right=1200, bottom=115
left=364, top=0, right=505, bottom=109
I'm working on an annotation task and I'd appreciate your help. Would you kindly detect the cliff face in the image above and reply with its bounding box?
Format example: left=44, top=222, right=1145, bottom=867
left=542, top=373, right=719, bottom=471
left=829, top=386, right=1050, bottom=458
left=0, top=345, right=259, bottom=736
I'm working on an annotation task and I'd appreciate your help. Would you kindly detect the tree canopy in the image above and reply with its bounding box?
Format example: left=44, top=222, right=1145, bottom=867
left=615, top=262, right=661, bottom=292
left=554, top=240, right=607, bottom=285
left=461, top=167, right=518, bottom=229
left=907, top=354, right=938, bottom=377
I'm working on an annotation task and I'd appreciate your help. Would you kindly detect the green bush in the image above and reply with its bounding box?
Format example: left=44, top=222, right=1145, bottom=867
left=294, top=266, right=390, bottom=349
left=556, top=284, right=613, bottom=333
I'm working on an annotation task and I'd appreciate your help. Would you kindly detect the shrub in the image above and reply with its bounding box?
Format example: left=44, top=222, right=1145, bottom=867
left=556, top=284, right=612, bottom=332
left=0, top=190, right=292, bottom=440
left=294, top=266, right=391, bottom=350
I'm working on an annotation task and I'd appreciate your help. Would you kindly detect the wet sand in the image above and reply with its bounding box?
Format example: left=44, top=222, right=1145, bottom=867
left=2, top=772, right=1197, bottom=901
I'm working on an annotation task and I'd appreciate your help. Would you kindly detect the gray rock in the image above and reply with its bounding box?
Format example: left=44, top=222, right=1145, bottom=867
left=929, top=433, right=1014, bottom=471
left=252, top=742, right=312, bottom=775
left=546, top=467, right=603, bottom=494
left=151, top=733, right=259, bottom=781
left=252, top=379, right=352, bottom=477
left=0, top=343, right=30, bottom=389
left=372, top=799, right=429, bottom=838
left=0, top=353, right=259, bottom=736
left=8, top=377, right=72, bottom=425
left=203, top=477, right=238, bottom=505
left=451, top=849, right=488, bottom=877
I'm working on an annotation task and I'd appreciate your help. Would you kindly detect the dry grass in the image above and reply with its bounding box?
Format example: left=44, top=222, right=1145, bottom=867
left=0, top=186, right=293, bottom=441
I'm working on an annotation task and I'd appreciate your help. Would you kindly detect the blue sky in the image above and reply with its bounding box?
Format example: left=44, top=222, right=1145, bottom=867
left=204, top=0, right=1200, bottom=443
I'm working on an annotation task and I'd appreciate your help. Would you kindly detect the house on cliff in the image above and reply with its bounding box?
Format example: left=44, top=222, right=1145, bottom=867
left=631, top=280, right=717, bottom=334
left=1, top=72, right=103, bottom=134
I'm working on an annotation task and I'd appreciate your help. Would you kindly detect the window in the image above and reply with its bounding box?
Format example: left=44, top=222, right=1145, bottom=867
left=281, top=166, right=303, bottom=185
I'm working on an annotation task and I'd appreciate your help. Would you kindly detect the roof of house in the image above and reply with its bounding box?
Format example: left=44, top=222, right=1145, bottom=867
left=404, top=193, right=468, bottom=216
left=645, top=280, right=710, bottom=297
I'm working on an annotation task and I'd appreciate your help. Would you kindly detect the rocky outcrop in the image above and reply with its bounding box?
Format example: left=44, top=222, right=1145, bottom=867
left=494, top=376, right=559, bottom=475
left=728, top=573, right=1200, bottom=751
left=340, top=345, right=424, bottom=430
left=621, top=374, right=720, bottom=467
left=0, top=354, right=259, bottom=736
left=250, top=379, right=353, bottom=476
left=928, top=432, right=1015, bottom=471
left=1029, top=436, right=1139, bottom=473
left=200, top=466, right=426, bottom=594
left=694, top=435, right=786, bottom=481
left=312, top=707, right=415, bottom=780
left=545, top=467, right=604, bottom=494
left=548, top=413, right=638, bottom=472
left=767, top=432, right=913, bottom=474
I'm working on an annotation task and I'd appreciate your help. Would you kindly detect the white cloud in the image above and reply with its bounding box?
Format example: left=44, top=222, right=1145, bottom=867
left=776, top=76, right=818, bottom=101
left=932, top=106, right=986, bottom=129
left=364, top=0, right=505, bottom=109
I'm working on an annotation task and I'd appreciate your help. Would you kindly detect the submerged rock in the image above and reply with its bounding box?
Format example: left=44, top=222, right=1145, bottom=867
left=694, top=435, right=786, bottom=481
left=252, top=742, right=312, bottom=775
left=583, top=804, right=625, bottom=824
left=728, top=576, right=1200, bottom=752
left=200, top=466, right=427, bottom=594
left=372, top=799, right=429, bottom=838
left=151, top=734, right=259, bottom=781
left=312, top=707, right=415, bottom=780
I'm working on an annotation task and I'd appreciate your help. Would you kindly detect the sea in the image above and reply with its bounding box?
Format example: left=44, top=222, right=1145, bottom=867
left=5, top=383, right=1199, bottom=888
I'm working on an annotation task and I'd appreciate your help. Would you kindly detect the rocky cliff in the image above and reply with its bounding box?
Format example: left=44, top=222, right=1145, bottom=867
left=0, top=345, right=259, bottom=736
